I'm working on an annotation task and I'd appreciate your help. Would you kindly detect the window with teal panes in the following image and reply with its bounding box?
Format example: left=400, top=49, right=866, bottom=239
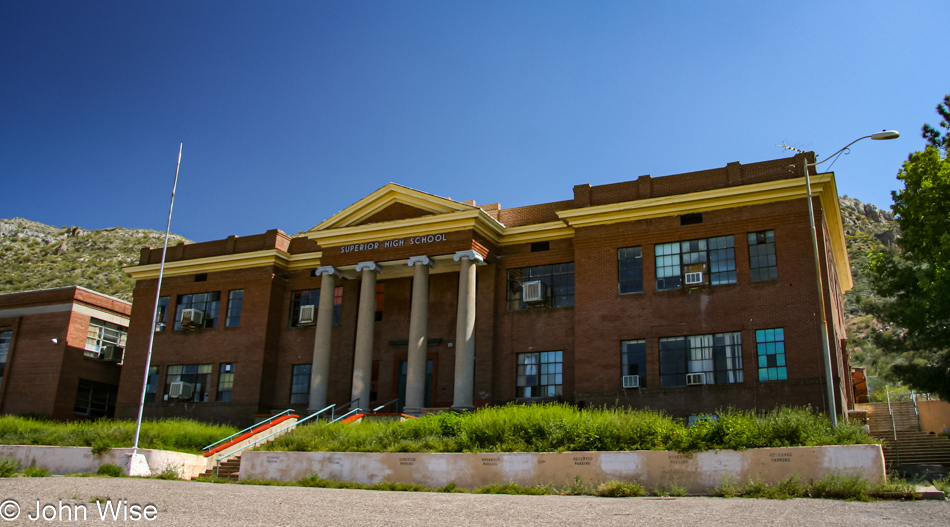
left=756, top=328, right=786, bottom=381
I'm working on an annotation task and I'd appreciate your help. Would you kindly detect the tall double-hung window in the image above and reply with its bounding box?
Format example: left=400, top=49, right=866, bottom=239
left=748, top=230, right=778, bottom=281
left=290, top=287, right=343, bottom=327
left=655, top=236, right=736, bottom=290
left=84, top=319, right=127, bottom=362
left=516, top=351, right=563, bottom=397
left=756, top=328, right=787, bottom=381
left=506, top=263, right=575, bottom=310
left=174, top=292, right=220, bottom=330
left=658, top=332, right=743, bottom=387
left=618, top=247, right=643, bottom=294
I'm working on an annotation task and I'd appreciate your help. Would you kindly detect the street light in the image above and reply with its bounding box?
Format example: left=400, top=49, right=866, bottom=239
left=786, top=130, right=899, bottom=426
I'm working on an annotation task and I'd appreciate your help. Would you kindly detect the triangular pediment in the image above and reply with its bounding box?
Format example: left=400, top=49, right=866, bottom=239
left=311, top=183, right=477, bottom=232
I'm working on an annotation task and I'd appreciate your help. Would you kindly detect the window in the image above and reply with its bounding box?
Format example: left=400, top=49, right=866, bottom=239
left=756, top=328, right=787, bottom=381
left=164, top=364, right=212, bottom=402
left=681, top=213, right=703, bottom=225
left=155, top=297, right=169, bottom=332
left=84, top=319, right=127, bottom=361
left=621, top=339, right=646, bottom=387
left=174, top=292, right=220, bottom=330
left=74, top=379, right=117, bottom=417
left=290, top=287, right=343, bottom=327
left=516, top=351, right=562, bottom=397
left=506, top=263, right=575, bottom=310
left=225, top=290, right=243, bottom=327
left=530, top=241, right=550, bottom=252
left=217, top=363, right=234, bottom=402
left=749, top=230, right=778, bottom=282
left=290, top=364, right=311, bottom=404
left=618, top=247, right=643, bottom=294
left=659, top=332, right=743, bottom=387
left=655, top=236, right=736, bottom=290
left=375, top=283, right=384, bottom=322
left=0, top=330, right=11, bottom=382
left=144, top=366, right=159, bottom=403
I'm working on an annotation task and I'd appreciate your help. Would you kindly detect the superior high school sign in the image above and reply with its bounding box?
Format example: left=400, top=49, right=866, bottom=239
left=339, top=233, right=448, bottom=254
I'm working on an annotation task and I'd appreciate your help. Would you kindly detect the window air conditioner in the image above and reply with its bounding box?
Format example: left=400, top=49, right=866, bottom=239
left=686, top=373, right=706, bottom=385
left=101, top=345, right=123, bottom=362
left=168, top=381, right=195, bottom=400
left=522, top=280, right=548, bottom=304
left=180, top=309, right=204, bottom=328
left=299, top=305, right=316, bottom=324
left=622, top=375, right=640, bottom=389
left=684, top=272, right=704, bottom=285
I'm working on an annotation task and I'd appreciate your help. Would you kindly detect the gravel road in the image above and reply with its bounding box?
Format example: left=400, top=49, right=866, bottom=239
left=0, top=477, right=946, bottom=526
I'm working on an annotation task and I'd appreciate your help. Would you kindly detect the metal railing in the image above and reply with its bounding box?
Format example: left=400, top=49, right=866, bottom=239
left=886, top=386, right=900, bottom=466
left=372, top=398, right=399, bottom=414
left=911, top=391, right=921, bottom=432
left=330, top=407, right=363, bottom=424
left=214, top=404, right=336, bottom=477
left=203, top=409, right=295, bottom=453
left=331, top=398, right=361, bottom=420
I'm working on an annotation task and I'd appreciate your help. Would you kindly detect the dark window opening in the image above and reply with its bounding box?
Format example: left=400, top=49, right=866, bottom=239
left=681, top=213, right=703, bottom=225
left=530, top=241, right=550, bottom=252
left=195, top=273, right=207, bottom=282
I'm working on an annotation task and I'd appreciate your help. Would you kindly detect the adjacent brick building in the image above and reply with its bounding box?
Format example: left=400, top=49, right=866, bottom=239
left=117, top=152, right=855, bottom=427
left=0, top=286, right=130, bottom=420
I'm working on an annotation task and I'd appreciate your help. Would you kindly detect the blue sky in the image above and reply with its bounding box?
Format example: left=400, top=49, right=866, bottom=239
left=1, top=2, right=946, bottom=242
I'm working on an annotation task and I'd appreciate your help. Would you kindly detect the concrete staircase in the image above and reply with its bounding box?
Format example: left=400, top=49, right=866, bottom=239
left=198, top=455, right=242, bottom=480
left=858, top=401, right=950, bottom=469
left=877, top=432, right=950, bottom=468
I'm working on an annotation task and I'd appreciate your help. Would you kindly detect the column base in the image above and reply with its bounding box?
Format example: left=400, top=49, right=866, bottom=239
left=450, top=405, right=475, bottom=413
left=402, top=407, right=423, bottom=417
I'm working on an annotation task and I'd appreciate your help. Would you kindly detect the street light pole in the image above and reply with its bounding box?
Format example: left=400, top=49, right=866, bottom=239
left=785, top=130, right=899, bottom=427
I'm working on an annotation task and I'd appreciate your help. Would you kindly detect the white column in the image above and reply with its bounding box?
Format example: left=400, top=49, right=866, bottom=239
left=452, top=250, right=483, bottom=412
left=351, top=261, right=381, bottom=410
left=309, top=266, right=340, bottom=411
left=404, top=256, right=434, bottom=417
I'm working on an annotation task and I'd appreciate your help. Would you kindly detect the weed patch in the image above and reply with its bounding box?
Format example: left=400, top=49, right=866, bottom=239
left=259, top=404, right=873, bottom=454
left=0, top=455, right=19, bottom=477
left=97, top=463, right=124, bottom=477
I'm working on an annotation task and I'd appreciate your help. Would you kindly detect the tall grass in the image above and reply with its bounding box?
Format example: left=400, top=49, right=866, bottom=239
left=0, top=416, right=237, bottom=454
left=260, top=404, right=875, bottom=453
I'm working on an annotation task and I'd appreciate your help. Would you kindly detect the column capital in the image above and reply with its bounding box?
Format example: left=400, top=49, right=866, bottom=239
left=314, top=266, right=341, bottom=279
left=355, top=261, right=383, bottom=274
left=453, top=250, right=484, bottom=263
left=407, top=255, right=435, bottom=268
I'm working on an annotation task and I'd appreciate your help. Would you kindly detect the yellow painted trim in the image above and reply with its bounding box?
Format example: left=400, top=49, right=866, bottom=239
left=123, top=249, right=291, bottom=280
left=555, top=174, right=852, bottom=291
left=309, top=208, right=506, bottom=247
left=498, top=222, right=576, bottom=245
left=313, top=183, right=477, bottom=231
left=286, top=252, right=323, bottom=271
left=123, top=174, right=851, bottom=292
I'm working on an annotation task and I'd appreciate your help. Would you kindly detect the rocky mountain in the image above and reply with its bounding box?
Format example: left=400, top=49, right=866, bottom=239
left=838, top=196, right=902, bottom=388
left=0, top=218, right=190, bottom=301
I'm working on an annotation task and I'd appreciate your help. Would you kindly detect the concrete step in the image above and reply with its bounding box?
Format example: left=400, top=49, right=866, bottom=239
left=198, top=455, right=242, bottom=480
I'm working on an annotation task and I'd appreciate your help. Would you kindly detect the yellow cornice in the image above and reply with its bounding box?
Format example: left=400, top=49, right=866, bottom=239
left=286, top=251, right=323, bottom=271
left=122, top=174, right=852, bottom=292
left=123, top=249, right=292, bottom=280
left=313, top=183, right=477, bottom=231
left=498, top=222, right=575, bottom=246
left=309, top=208, right=506, bottom=247
left=554, top=174, right=852, bottom=291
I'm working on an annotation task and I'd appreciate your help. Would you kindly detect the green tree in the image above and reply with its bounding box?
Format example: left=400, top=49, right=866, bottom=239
left=868, top=95, right=950, bottom=399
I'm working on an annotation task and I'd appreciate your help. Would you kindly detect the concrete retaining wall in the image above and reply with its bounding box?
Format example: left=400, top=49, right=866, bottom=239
left=241, top=445, right=885, bottom=493
left=0, top=445, right=208, bottom=480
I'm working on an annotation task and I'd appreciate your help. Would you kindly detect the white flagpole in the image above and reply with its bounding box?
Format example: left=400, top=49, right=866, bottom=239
left=130, top=143, right=182, bottom=473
